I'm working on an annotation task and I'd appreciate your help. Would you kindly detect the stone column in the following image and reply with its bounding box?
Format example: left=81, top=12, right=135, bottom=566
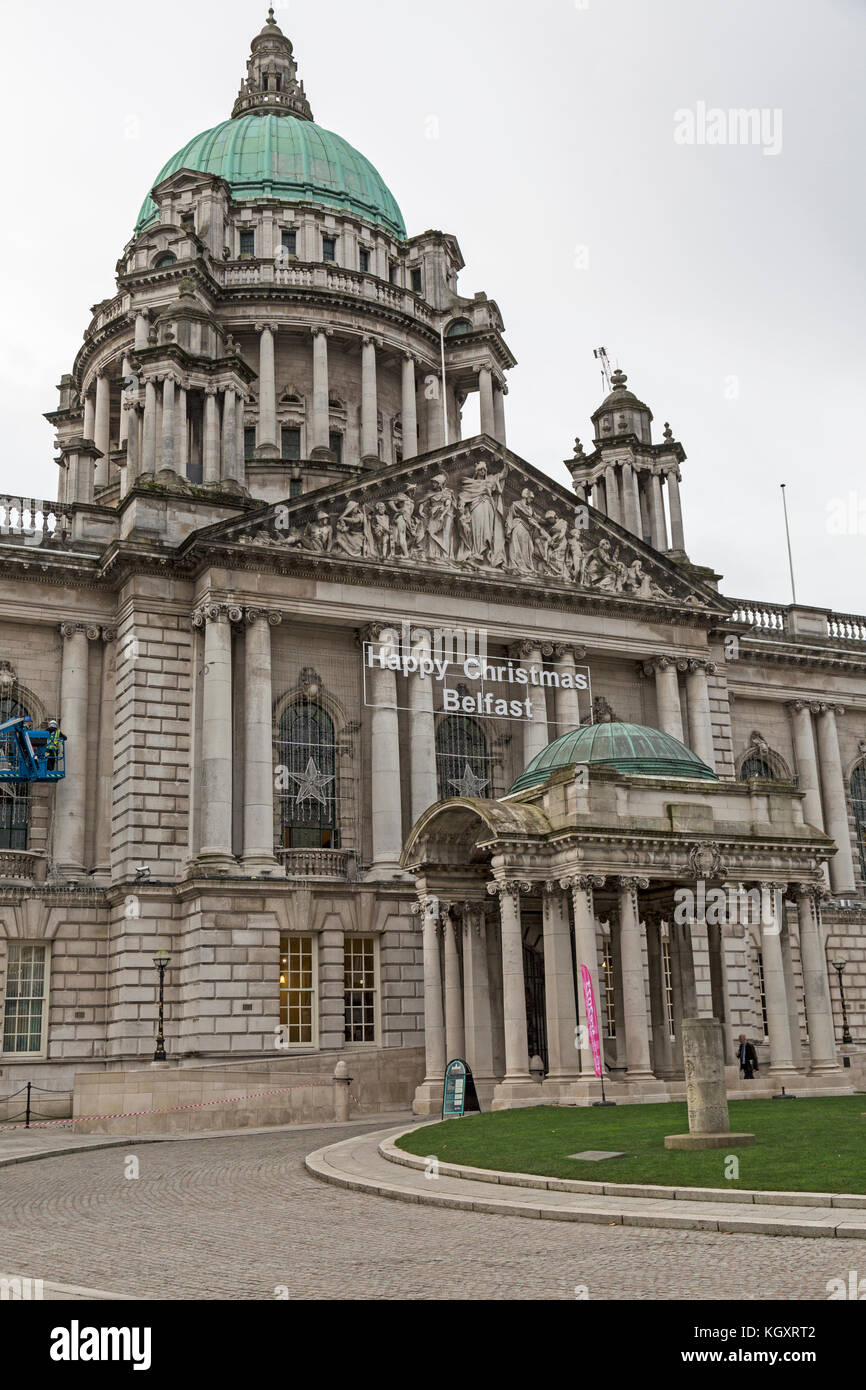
left=685, top=660, right=716, bottom=768
left=255, top=322, right=279, bottom=457
left=236, top=393, right=246, bottom=484
left=93, top=628, right=116, bottom=879
left=203, top=387, right=221, bottom=484
left=666, top=468, right=686, bottom=551
left=160, top=375, right=176, bottom=472
left=493, top=382, right=507, bottom=446
left=443, top=910, right=465, bottom=1061
left=311, top=328, right=331, bottom=457
left=621, top=461, right=641, bottom=534
left=94, top=371, right=111, bottom=486
left=617, top=876, right=654, bottom=1079
left=175, top=384, right=188, bottom=477
left=815, top=704, right=856, bottom=893
left=487, top=879, right=532, bottom=1082
left=796, top=886, right=839, bottom=1072
left=759, top=883, right=797, bottom=1075
left=426, top=376, right=445, bottom=451
left=593, top=474, right=608, bottom=517
left=195, top=604, right=238, bottom=872
left=542, top=883, right=580, bottom=1081
left=604, top=464, right=621, bottom=525
left=401, top=354, right=418, bottom=460
left=418, top=897, right=446, bottom=1086
left=361, top=336, right=379, bottom=463
left=408, top=630, right=438, bottom=825
left=643, top=656, right=685, bottom=742
left=565, top=874, right=605, bottom=1076
left=514, top=641, right=549, bottom=767
left=462, top=903, right=495, bottom=1083
left=788, top=701, right=825, bottom=831
left=133, top=310, right=150, bottom=349
left=53, top=624, right=94, bottom=876
left=123, top=400, right=141, bottom=491
left=118, top=357, right=132, bottom=443
left=141, top=378, right=158, bottom=475
left=364, top=628, right=404, bottom=876
left=82, top=389, right=95, bottom=442
left=552, top=644, right=584, bottom=733
left=650, top=472, right=668, bottom=549
left=476, top=366, right=496, bottom=439
left=242, top=610, right=283, bottom=875
left=221, top=388, right=237, bottom=482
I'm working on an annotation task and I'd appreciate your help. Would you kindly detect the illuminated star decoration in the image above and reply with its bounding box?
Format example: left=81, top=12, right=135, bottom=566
left=289, top=758, right=334, bottom=807
left=449, top=763, right=489, bottom=798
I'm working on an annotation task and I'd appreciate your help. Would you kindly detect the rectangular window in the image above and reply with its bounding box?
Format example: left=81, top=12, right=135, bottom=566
left=289, top=478, right=303, bottom=499
left=344, top=937, right=376, bottom=1043
left=239, top=230, right=255, bottom=257
left=329, top=431, right=343, bottom=464
left=411, top=267, right=423, bottom=294
left=322, top=236, right=337, bottom=263
left=757, top=950, right=769, bottom=1039
left=661, top=937, right=675, bottom=1041
left=2, top=944, right=47, bottom=1055
left=279, top=936, right=315, bottom=1045
left=359, top=248, right=370, bottom=274
left=281, top=425, right=301, bottom=460
left=281, top=229, right=297, bottom=256
left=601, top=940, right=616, bottom=1038
left=244, top=427, right=257, bottom=460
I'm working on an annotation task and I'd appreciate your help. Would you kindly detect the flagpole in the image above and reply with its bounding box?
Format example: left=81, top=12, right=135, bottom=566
left=439, top=325, right=449, bottom=446
left=780, top=483, right=797, bottom=604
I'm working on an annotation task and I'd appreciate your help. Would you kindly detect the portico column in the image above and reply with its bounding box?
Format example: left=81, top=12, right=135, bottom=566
left=666, top=468, right=686, bottom=551
left=160, top=375, right=175, bottom=472
left=401, top=354, right=418, bottom=459
left=311, top=328, right=331, bottom=457
left=443, top=910, right=465, bottom=1061
left=477, top=366, right=496, bottom=438
left=408, top=631, right=438, bottom=824
left=553, top=644, right=584, bottom=733
left=255, top=322, right=279, bottom=457
left=788, top=702, right=824, bottom=831
left=513, top=641, right=549, bottom=766
left=644, top=656, right=685, bottom=742
left=542, top=882, right=580, bottom=1081
left=650, top=471, right=668, bottom=549
left=361, top=337, right=379, bottom=463
left=685, top=659, right=716, bottom=768
left=487, top=879, right=532, bottom=1082
left=617, top=876, right=654, bottom=1079
left=364, top=628, right=404, bottom=876
left=759, top=883, right=797, bottom=1075
left=141, top=378, right=158, bottom=475
left=118, top=357, right=132, bottom=443
left=462, top=903, right=495, bottom=1083
left=565, top=874, right=605, bottom=1076
left=418, top=897, right=446, bottom=1086
left=815, top=704, right=856, bottom=893
left=203, top=387, right=221, bottom=484
left=175, top=384, right=188, bottom=477
left=53, top=623, right=94, bottom=876
left=621, top=461, right=641, bottom=535
left=796, top=887, right=839, bottom=1071
left=195, top=604, right=238, bottom=872
left=492, top=382, right=507, bottom=446
left=221, top=387, right=237, bottom=482
left=94, top=371, right=111, bottom=486
left=242, top=610, right=282, bottom=874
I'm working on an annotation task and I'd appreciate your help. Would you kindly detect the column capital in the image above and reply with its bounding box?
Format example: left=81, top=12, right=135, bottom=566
left=510, top=639, right=541, bottom=661
left=487, top=877, right=532, bottom=902
left=552, top=643, right=586, bottom=661
left=59, top=622, right=87, bottom=640
left=245, top=608, right=283, bottom=628
left=786, top=699, right=811, bottom=713
left=641, top=654, right=680, bottom=675
left=794, top=882, right=832, bottom=909
left=618, top=875, right=650, bottom=892
left=101, top=628, right=117, bottom=643
left=310, top=325, right=333, bottom=339
left=686, top=658, right=716, bottom=675
left=192, top=602, right=243, bottom=628
left=255, top=321, right=279, bottom=335
left=758, top=880, right=788, bottom=895
left=816, top=702, right=846, bottom=717
left=561, top=873, right=606, bottom=893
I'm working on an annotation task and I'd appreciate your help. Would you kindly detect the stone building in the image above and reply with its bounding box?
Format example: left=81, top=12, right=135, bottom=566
left=0, top=13, right=864, bottom=1119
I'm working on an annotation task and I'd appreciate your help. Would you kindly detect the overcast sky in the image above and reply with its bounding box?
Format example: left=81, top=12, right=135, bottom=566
left=1, top=0, right=863, bottom=612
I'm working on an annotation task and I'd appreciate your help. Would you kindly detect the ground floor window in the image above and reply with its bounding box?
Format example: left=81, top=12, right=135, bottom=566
left=2, top=943, right=47, bottom=1054
left=344, top=936, right=376, bottom=1043
left=601, top=939, right=616, bottom=1037
left=279, top=935, right=315, bottom=1045
left=756, top=949, right=769, bottom=1039
left=661, top=936, right=675, bottom=1040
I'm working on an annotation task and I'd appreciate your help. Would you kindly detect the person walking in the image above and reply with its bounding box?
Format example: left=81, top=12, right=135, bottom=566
left=736, top=1033, right=759, bottom=1080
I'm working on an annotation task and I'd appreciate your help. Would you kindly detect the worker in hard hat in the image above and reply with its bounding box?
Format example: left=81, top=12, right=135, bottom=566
left=46, top=720, right=63, bottom=772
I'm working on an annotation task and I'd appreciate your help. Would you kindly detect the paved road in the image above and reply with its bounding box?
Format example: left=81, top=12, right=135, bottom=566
left=0, top=1122, right=853, bottom=1300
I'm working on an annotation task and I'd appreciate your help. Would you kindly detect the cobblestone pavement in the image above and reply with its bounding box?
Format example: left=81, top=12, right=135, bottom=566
left=0, top=1123, right=853, bottom=1300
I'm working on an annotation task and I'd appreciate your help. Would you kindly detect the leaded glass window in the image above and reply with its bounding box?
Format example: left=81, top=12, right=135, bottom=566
left=279, top=936, right=315, bottom=1045
left=2, top=944, right=47, bottom=1054
left=852, top=761, right=866, bottom=884
left=435, top=715, right=491, bottom=800
left=278, top=700, right=339, bottom=849
left=740, top=754, right=776, bottom=780
left=0, top=696, right=30, bottom=850
left=344, top=936, right=376, bottom=1043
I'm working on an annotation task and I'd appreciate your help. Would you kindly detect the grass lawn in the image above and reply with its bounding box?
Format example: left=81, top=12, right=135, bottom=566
left=396, top=1097, right=866, bottom=1193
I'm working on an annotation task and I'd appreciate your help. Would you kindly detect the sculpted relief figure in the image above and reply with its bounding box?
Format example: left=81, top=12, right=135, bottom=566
left=334, top=498, right=368, bottom=558
left=583, top=539, right=628, bottom=593
left=417, top=473, right=456, bottom=564
left=365, top=501, right=392, bottom=560
left=542, top=510, right=570, bottom=580
left=505, top=488, right=542, bottom=574
left=389, top=489, right=421, bottom=559
left=456, top=460, right=509, bottom=568
left=623, top=557, right=669, bottom=600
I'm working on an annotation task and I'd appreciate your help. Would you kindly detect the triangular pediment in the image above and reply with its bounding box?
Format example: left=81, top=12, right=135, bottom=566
left=186, top=436, right=731, bottom=618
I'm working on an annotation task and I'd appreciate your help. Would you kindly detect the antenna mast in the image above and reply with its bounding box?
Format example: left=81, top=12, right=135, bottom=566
left=594, top=346, right=613, bottom=392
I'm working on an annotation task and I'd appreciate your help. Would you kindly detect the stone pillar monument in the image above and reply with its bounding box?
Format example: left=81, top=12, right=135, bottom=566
left=665, top=1017, right=755, bottom=1149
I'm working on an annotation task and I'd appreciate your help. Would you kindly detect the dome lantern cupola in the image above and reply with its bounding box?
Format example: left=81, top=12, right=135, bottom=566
left=591, top=367, right=653, bottom=446
left=231, top=8, right=314, bottom=122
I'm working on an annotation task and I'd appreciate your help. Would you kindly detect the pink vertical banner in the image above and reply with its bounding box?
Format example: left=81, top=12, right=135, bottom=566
left=580, top=964, right=603, bottom=1079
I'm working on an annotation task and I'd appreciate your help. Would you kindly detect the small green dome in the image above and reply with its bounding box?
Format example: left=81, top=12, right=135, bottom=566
left=135, top=113, right=406, bottom=239
left=509, top=721, right=718, bottom=794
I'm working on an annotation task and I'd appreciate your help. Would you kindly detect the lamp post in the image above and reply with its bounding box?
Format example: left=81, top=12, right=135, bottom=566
left=152, top=949, right=171, bottom=1061
left=831, top=956, right=853, bottom=1045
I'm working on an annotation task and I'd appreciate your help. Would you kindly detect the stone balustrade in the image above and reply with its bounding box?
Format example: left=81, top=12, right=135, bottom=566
left=0, top=850, right=44, bottom=884
left=277, top=848, right=355, bottom=880
left=214, top=259, right=434, bottom=323
left=0, top=497, right=64, bottom=544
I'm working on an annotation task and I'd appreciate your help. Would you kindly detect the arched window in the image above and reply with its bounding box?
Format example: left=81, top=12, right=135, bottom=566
left=738, top=734, right=790, bottom=782
left=739, top=753, right=777, bottom=780
left=278, top=700, right=339, bottom=849
left=445, top=319, right=472, bottom=338
left=153, top=251, right=177, bottom=268
left=852, top=760, right=866, bottom=884
left=436, top=715, right=492, bottom=800
left=0, top=696, right=30, bottom=850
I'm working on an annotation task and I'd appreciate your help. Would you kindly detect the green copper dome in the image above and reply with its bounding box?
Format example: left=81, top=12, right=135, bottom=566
left=135, top=113, right=406, bottom=239
left=509, top=721, right=718, bottom=794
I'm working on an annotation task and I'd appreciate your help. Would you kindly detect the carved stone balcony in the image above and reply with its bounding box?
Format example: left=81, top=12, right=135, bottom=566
left=0, top=850, right=44, bottom=885
left=0, top=498, right=65, bottom=547
left=277, top=848, right=357, bottom=880
left=212, top=259, right=435, bottom=325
